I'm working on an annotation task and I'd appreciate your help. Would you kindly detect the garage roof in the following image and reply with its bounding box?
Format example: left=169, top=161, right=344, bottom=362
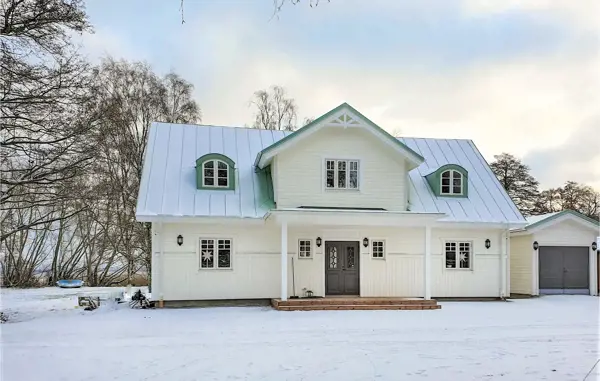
left=514, top=210, right=600, bottom=232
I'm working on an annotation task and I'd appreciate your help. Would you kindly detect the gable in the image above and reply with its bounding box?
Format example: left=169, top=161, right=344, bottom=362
left=254, top=103, right=424, bottom=171
left=526, top=210, right=599, bottom=233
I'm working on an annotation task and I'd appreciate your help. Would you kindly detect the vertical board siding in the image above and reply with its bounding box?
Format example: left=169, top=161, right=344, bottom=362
left=509, top=235, right=533, bottom=294
left=275, top=127, right=407, bottom=211
left=157, top=223, right=504, bottom=300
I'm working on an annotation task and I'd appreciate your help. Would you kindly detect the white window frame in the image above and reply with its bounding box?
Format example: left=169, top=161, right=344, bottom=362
left=371, top=240, right=385, bottom=259
left=199, top=238, right=233, bottom=269
left=444, top=240, right=472, bottom=270
left=324, top=159, right=360, bottom=190
left=440, top=170, right=463, bottom=196
left=298, top=239, right=313, bottom=259
left=203, top=159, right=229, bottom=188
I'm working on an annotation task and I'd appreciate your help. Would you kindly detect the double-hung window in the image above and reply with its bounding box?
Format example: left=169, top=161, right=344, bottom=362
left=200, top=238, right=232, bottom=269
left=325, top=159, right=359, bottom=189
left=445, top=241, right=471, bottom=269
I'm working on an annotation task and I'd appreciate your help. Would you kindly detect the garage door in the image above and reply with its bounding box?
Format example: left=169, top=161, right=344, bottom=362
left=539, top=246, right=589, bottom=294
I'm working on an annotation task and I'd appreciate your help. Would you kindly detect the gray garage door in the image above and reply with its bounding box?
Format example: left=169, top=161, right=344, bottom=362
left=539, top=246, right=589, bottom=295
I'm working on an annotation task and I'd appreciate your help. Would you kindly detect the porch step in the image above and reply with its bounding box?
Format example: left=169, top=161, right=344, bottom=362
left=275, top=304, right=441, bottom=311
left=271, top=297, right=440, bottom=311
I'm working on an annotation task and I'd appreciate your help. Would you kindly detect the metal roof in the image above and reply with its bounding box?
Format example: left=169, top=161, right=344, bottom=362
left=136, top=123, right=526, bottom=224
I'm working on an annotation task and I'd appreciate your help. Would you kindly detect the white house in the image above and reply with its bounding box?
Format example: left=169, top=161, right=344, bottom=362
left=510, top=211, right=599, bottom=296
left=135, top=103, right=527, bottom=304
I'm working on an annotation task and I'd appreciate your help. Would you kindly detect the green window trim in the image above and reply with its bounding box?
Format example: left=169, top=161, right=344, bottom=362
left=425, top=164, right=468, bottom=198
left=196, top=153, right=236, bottom=190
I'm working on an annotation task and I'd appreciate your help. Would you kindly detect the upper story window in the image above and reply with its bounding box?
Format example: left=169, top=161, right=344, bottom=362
left=424, top=164, right=468, bottom=198
left=325, top=159, right=359, bottom=190
left=203, top=160, right=229, bottom=187
left=196, top=154, right=235, bottom=191
left=441, top=170, right=463, bottom=195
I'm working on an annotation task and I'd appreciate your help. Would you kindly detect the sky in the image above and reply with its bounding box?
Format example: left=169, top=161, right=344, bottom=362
left=78, top=0, right=600, bottom=190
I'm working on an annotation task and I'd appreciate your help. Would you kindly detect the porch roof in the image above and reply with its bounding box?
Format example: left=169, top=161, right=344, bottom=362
left=268, top=208, right=446, bottom=227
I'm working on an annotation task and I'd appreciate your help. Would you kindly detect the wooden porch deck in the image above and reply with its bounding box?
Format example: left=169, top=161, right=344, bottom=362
left=271, top=297, right=441, bottom=311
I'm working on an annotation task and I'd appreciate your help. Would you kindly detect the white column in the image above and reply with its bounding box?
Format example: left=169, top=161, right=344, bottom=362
left=424, top=225, right=431, bottom=300
left=500, top=229, right=507, bottom=298
left=281, top=221, right=288, bottom=301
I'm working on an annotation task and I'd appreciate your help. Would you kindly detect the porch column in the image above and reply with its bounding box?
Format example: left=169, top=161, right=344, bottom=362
left=424, top=225, right=432, bottom=300
left=281, top=220, right=288, bottom=301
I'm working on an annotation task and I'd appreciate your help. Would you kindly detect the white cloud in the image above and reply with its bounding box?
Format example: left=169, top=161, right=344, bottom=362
left=81, top=1, right=600, bottom=190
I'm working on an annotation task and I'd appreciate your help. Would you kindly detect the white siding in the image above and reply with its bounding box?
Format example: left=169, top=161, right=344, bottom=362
left=430, top=228, right=503, bottom=297
left=509, top=234, right=534, bottom=295
left=275, top=127, right=407, bottom=211
left=154, top=222, right=504, bottom=300
left=533, top=220, right=598, bottom=246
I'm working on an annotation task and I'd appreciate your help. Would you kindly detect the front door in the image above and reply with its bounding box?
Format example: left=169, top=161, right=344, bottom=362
left=325, top=241, right=360, bottom=295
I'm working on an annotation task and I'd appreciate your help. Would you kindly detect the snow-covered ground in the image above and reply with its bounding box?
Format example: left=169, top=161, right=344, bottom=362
left=1, top=288, right=599, bottom=381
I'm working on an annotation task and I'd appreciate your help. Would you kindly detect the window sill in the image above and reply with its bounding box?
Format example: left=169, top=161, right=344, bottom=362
left=371, top=257, right=386, bottom=260
left=444, top=267, right=473, bottom=271
left=298, top=256, right=313, bottom=259
left=199, top=268, right=233, bottom=271
left=324, top=188, right=360, bottom=192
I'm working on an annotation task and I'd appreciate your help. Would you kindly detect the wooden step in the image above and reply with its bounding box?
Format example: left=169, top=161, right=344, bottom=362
left=272, top=298, right=438, bottom=307
left=275, top=304, right=441, bottom=311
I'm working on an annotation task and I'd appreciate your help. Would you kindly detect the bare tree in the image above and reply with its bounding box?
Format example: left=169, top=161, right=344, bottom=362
left=1, top=0, right=95, bottom=241
left=88, top=57, right=201, bottom=284
left=490, top=153, right=540, bottom=216
left=534, top=182, right=600, bottom=220
left=250, top=85, right=298, bottom=131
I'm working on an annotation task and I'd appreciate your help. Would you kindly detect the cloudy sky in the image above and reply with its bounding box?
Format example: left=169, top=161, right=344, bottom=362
left=79, top=0, right=599, bottom=190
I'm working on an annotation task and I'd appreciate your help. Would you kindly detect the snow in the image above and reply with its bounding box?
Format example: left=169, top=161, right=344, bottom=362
left=1, top=289, right=599, bottom=381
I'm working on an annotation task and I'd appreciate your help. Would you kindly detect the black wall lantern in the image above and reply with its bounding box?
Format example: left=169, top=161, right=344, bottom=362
left=177, top=235, right=183, bottom=246
left=363, top=237, right=369, bottom=248
left=592, top=242, right=598, bottom=251
left=316, top=237, right=322, bottom=247
left=533, top=241, right=539, bottom=251
left=485, top=239, right=491, bottom=249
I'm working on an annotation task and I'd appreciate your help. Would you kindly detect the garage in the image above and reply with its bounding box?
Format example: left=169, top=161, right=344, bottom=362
left=538, top=246, right=589, bottom=294
left=510, top=210, right=599, bottom=296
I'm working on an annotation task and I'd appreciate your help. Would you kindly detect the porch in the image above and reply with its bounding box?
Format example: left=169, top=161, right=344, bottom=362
left=271, top=296, right=441, bottom=311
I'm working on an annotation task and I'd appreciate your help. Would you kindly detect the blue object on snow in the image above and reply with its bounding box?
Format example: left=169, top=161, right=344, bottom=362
left=56, top=279, right=84, bottom=288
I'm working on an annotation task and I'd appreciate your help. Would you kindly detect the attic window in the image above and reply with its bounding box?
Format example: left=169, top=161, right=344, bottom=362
left=196, top=154, right=235, bottom=190
left=441, top=170, right=463, bottom=195
left=424, top=164, right=468, bottom=198
left=203, top=160, right=229, bottom=187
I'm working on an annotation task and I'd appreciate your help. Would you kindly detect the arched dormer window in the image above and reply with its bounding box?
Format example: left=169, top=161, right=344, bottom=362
left=424, top=164, right=468, bottom=198
left=196, top=154, right=235, bottom=190
left=441, top=169, right=463, bottom=195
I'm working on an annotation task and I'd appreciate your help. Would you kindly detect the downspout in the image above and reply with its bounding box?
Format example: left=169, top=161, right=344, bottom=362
left=500, top=225, right=509, bottom=300
left=159, top=222, right=165, bottom=308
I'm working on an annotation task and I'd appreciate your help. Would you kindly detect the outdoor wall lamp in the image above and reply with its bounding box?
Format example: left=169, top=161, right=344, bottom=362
left=592, top=242, right=598, bottom=251
left=485, top=239, right=491, bottom=249
left=177, top=235, right=183, bottom=246
left=363, top=238, right=369, bottom=248
left=316, top=237, right=322, bottom=247
left=533, top=241, right=539, bottom=251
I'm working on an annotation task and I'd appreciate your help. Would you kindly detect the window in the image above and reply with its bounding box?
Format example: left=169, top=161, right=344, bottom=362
left=203, top=160, right=229, bottom=188
left=298, top=239, right=312, bottom=258
left=440, top=170, right=463, bottom=195
left=372, top=240, right=385, bottom=259
left=445, top=241, right=471, bottom=269
left=196, top=154, right=235, bottom=190
left=200, top=238, right=232, bottom=269
left=325, top=159, right=359, bottom=189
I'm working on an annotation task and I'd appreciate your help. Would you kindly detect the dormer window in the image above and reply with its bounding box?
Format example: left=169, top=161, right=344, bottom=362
left=424, top=164, right=468, bottom=198
left=325, top=159, right=359, bottom=190
left=441, top=170, right=463, bottom=195
left=203, top=160, right=229, bottom=187
left=196, top=154, right=235, bottom=190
